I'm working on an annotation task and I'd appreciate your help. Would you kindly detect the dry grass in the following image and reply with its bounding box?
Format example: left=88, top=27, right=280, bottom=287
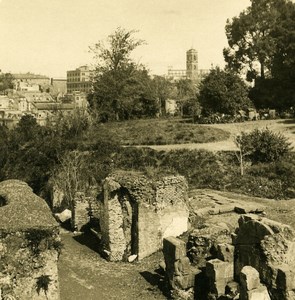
left=96, top=118, right=230, bottom=145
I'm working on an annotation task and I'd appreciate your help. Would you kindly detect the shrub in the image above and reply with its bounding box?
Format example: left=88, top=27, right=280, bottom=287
left=236, top=128, right=292, bottom=163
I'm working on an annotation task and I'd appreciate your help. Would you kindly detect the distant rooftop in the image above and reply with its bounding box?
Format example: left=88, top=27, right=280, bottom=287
left=13, top=73, right=49, bottom=80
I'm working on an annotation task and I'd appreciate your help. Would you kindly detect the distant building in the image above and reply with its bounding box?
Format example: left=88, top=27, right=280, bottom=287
left=15, top=81, right=39, bottom=92
left=66, top=66, right=94, bottom=94
left=12, top=73, right=50, bottom=91
left=60, top=91, right=88, bottom=109
left=167, top=48, right=210, bottom=83
left=165, top=99, right=178, bottom=115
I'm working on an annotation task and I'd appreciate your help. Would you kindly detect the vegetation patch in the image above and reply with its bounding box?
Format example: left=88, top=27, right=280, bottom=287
left=95, top=118, right=230, bottom=145
left=25, top=228, right=62, bottom=256
left=36, top=274, right=52, bottom=296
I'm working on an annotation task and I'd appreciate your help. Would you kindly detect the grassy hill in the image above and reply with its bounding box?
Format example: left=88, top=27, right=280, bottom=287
left=94, top=118, right=230, bottom=145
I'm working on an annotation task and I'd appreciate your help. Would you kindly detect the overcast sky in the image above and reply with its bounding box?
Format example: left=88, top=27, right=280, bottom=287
left=0, top=0, right=251, bottom=78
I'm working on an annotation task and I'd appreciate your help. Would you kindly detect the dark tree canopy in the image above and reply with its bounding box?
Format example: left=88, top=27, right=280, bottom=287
left=88, top=27, right=158, bottom=121
left=199, top=67, right=253, bottom=116
left=224, top=0, right=295, bottom=110
left=224, top=0, right=293, bottom=80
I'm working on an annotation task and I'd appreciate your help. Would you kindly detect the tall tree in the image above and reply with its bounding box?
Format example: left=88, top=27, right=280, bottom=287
left=198, top=67, right=253, bottom=116
left=224, top=0, right=289, bottom=81
left=89, top=27, right=151, bottom=121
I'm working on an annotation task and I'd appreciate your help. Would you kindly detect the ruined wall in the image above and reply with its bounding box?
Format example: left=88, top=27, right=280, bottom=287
left=0, top=180, right=60, bottom=300
left=99, top=172, right=189, bottom=261
left=163, top=213, right=295, bottom=300
left=235, top=214, right=295, bottom=299
left=71, top=192, right=91, bottom=231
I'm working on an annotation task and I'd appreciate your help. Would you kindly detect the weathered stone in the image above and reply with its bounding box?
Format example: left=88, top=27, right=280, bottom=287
left=225, top=281, right=239, bottom=298
left=128, top=254, right=137, bottom=262
left=276, top=264, right=295, bottom=291
left=217, top=243, right=234, bottom=263
left=237, top=219, right=274, bottom=245
left=175, top=272, right=196, bottom=290
left=0, top=180, right=60, bottom=300
left=240, top=266, right=260, bottom=291
left=100, top=172, right=189, bottom=261
left=55, top=209, right=71, bottom=223
left=163, top=237, right=186, bottom=262
left=187, top=225, right=231, bottom=266
left=206, top=259, right=234, bottom=296
left=175, top=257, right=191, bottom=276
left=245, top=285, right=271, bottom=300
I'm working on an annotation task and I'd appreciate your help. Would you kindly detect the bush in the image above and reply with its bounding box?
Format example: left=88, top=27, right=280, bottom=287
left=236, top=128, right=292, bottom=163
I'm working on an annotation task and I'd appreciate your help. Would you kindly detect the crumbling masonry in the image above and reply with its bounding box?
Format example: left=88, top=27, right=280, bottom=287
left=163, top=213, right=295, bottom=299
left=0, top=180, right=60, bottom=300
left=98, top=171, right=189, bottom=261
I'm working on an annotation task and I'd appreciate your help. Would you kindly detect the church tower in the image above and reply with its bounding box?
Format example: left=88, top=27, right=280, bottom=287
left=186, top=49, right=198, bottom=82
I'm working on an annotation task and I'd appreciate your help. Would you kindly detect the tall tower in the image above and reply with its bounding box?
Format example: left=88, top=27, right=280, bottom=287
left=186, top=49, right=198, bottom=82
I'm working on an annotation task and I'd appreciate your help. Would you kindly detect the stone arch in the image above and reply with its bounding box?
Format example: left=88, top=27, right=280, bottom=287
left=118, top=187, right=138, bottom=259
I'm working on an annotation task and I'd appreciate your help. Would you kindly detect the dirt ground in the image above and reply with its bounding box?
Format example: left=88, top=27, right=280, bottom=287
left=58, top=229, right=168, bottom=300
left=147, top=119, right=295, bottom=151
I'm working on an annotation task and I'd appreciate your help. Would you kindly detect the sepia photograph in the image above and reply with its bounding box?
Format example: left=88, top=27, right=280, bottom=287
left=0, top=0, right=295, bottom=299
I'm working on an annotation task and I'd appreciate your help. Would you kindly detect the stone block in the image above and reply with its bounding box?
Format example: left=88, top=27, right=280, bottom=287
left=217, top=243, right=234, bottom=262
left=247, top=285, right=271, bottom=300
left=276, top=265, right=295, bottom=291
left=163, top=236, right=186, bottom=262
left=206, top=259, right=234, bottom=296
left=175, top=257, right=191, bottom=276
left=175, top=272, right=196, bottom=290
left=240, top=266, right=260, bottom=291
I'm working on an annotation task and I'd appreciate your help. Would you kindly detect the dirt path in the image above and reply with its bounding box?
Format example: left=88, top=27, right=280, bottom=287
left=144, top=119, right=295, bottom=152
left=58, top=230, right=167, bottom=300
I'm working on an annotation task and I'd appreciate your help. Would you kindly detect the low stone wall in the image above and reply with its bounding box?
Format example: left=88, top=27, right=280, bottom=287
left=0, top=180, right=60, bottom=300
left=99, top=171, right=189, bottom=261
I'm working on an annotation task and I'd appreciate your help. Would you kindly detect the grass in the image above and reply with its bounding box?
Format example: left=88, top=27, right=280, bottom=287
left=95, top=118, right=230, bottom=145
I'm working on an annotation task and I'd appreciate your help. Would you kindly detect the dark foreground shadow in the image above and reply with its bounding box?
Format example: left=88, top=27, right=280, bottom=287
left=73, top=230, right=101, bottom=254
left=140, top=268, right=171, bottom=299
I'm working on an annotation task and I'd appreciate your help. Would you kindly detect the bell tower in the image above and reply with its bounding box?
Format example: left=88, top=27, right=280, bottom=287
left=186, top=49, right=198, bottom=82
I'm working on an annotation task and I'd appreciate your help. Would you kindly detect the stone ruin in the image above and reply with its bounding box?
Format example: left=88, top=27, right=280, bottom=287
left=96, top=171, right=189, bottom=261
left=0, top=180, right=60, bottom=300
left=163, top=213, right=295, bottom=299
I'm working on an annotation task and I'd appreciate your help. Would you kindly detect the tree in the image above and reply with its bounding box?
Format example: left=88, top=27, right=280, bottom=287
left=175, top=79, right=197, bottom=116
left=0, top=72, right=14, bottom=94
left=89, top=27, right=152, bottom=121
left=224, top=0, right=295, bottom=83
left=198, top=67, right=253, bottom=116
